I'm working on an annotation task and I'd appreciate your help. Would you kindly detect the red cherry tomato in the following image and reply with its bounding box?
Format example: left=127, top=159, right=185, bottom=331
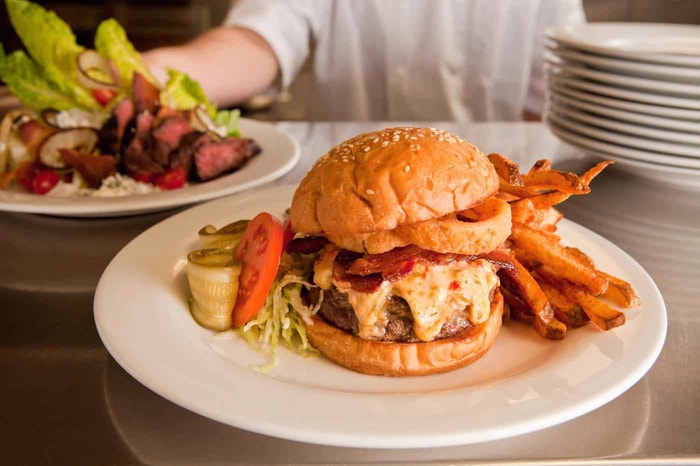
left=130, top=171, right=156, bottom=184
left=154, top=167, right=186, bottom=190
left=233, top=212, right=284, bottom=327
left=92, top=88, right=117, bottom=106
left=15, top=161, right=37, bottom=191
left=32, top=170, right=60, bottom=195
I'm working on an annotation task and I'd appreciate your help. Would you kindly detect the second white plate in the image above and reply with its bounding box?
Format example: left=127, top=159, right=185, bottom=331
left=0, top=118, right=300, bottom=217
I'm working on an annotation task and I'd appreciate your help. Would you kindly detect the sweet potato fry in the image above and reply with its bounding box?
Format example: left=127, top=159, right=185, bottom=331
left=488, top=249, right=566, bottom=340
left=521, top=170, right=590, bottom=194
left=580, top=160, right=614, bottom=185
left=488, top=153, right=524, bottom=186
left=510, top=198, right=563, bottom=231
left=536, top=277, right=590, bottom=328
left=537, top=267, right=625, bottom=331
left=528, top=159, right=552, bottom=175
left=510, top=225, right=609, bottom=296
left=599, top=271, right=642, bottom=308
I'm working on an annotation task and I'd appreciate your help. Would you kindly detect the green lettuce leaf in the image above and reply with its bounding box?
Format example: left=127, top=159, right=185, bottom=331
left=0, top=46, right=97, bottom=110
left=5, top=0, right=83, bottom=73
left=94, top=18, right=157, bottom=88
left=161, top=68, right=216, bottom=116
left=214, top=109, right=241, bottom=138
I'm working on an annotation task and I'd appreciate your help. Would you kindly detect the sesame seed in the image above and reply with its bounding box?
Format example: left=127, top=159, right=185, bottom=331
left=404, top=165, right=411, bottom=172
left=366, top=189, right=374, bottom=195
left=364, top=146, right=370, bottom=152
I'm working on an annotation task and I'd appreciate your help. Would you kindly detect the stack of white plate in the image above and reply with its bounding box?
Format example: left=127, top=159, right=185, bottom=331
left=544, top=23, right=700, bottom=188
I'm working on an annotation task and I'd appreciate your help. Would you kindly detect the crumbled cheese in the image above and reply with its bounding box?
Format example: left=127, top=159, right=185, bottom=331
left=88, top=173, right=161, bottom=197
left=55, top=109, right=105, bottom=129
left=47, top=173, right=161, bottom=198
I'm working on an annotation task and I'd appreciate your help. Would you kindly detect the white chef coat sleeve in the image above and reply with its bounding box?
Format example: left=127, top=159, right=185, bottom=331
left=223, top=0, right=314, bottom=90
left=525, top=0, right=586, bottom=115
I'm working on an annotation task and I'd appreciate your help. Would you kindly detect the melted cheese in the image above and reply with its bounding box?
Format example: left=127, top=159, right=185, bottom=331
left=329, top=259, right=498, bottom=342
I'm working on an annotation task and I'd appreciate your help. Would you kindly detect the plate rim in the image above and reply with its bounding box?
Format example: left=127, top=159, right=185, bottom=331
left=0, top=118, right=300, bottom=217
left=548, top=99, right=700, bottom=145
left=548, top=74, right=700, bottom=110
left=548, top=62, right=700, bottom=97
left=546, top=111, right=700, bottom=164
left=94, top=184, right=668, bottom=448
left=546, top=22, right=700, bottom=67
left=546, top=45, right=700, bottom=82
left=549, top=82, right=700, bottom=123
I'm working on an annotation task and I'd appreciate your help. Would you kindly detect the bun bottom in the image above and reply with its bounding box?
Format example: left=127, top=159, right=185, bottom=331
left=304, top=291, right=503, bottom=377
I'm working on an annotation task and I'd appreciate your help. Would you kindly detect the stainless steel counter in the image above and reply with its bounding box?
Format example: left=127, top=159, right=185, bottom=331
left=1, top=122, right=698, bottom=465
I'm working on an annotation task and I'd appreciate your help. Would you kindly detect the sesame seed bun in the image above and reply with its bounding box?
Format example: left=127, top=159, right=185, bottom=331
left=290, top=127, right=499, bottom=242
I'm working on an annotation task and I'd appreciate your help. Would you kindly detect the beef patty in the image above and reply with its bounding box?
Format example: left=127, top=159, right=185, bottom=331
left=314, top=286, right=487, bottom=343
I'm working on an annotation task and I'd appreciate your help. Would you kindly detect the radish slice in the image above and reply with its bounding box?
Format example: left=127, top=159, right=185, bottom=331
left=76, top=50, right=120, bottom=90
left=37, top=128, right=99, bottom=168
left=41, top=109, right=60, bottom=128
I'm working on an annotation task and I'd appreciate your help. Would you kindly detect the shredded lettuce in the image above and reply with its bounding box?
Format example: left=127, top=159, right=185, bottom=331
left=94, top=18, right=157, bottom=88
left=161, top=68, right=216, bottom=116
left=214, top=109, right=241, bottom=138
left=240, top=253, right=321, bottom=370
left=0, top=47, right=95, bottom=110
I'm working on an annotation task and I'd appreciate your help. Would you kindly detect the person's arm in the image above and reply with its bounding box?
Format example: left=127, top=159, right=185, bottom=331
left=143, top=26, right=280, bottom=108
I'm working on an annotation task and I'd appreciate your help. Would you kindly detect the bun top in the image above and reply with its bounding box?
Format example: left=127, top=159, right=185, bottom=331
left=290, top=127, right=499, bottom=238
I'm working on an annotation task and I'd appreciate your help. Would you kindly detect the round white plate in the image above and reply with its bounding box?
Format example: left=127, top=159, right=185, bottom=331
left=546, top=23, right=700, bottom=67
left=550, top=82, right=700, bottom=123
left=547, top=46, right=700, bottom=83
left=94, top=184, right=667, bottom=449
left=548, top=100, right=700, bottom=146
left=548, top=120, right=700, bottom=189
left=547, top=111, right=700, bottom=163
left=0, top=118, right=300, bottom=217
left=548, top=62, right=700, bottom=98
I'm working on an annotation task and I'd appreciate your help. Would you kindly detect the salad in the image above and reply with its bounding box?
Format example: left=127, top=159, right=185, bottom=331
left=0, top=0, right=260, bottom=197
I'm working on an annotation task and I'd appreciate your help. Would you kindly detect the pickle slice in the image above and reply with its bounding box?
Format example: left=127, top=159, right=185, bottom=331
left=187, top=248, right=242, bottom=331
left=198, top=219, right=250, bottom=250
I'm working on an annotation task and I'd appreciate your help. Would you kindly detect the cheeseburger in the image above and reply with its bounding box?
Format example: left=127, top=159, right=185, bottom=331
left=288, top=127, right=512, bottom=376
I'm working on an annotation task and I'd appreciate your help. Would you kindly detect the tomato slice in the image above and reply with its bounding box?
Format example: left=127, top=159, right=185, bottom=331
left=232, top=212, right=284, bottom=327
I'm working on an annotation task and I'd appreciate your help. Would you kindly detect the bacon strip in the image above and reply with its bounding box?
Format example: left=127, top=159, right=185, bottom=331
left=286, top=235, right=330, bottom=254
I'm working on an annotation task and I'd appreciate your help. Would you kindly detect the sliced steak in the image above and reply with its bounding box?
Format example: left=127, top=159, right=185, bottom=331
left=194, top=137, right=261, bottom=181
left=169, top=131, right=209, bottom=178
left=121, top=111, right=163, bottom=175
left=151, top=115, right=193, bottom=166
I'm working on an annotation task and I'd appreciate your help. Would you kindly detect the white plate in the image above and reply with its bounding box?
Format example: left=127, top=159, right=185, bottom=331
left=548, top=120, right=700, bottom=189
left=548, top=62, right=700, bottom=98
left=94, top=184, right=667, bottom=449
left=546, top=23, right=700, bottom=67
left=550, top=82, right=700, bottom=123
left=0, top=118, right=300, bottom=217
left=548, top=100, right=700, bottom=146
left=547, top=46, right=700, bottom=83
left=547, top=111, right=700, bottom=163
left=548, top=74, right=700, bottom=111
